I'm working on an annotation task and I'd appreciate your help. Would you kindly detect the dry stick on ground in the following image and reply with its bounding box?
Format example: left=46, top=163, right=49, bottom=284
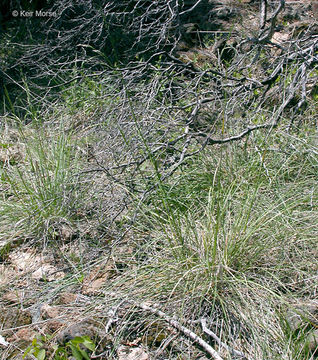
left=134, top=302, right=224, bottom=360
left=200, top=318, right=248, bottom=359
left=258, top=0, right=285, bottom=43
left=259, top=0, right=267, bottom=30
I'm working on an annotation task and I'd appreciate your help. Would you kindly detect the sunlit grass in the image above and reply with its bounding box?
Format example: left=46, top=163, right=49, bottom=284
left=121, top=132, right=318, bottom=359
left=0, top=118, right=83, bottom=244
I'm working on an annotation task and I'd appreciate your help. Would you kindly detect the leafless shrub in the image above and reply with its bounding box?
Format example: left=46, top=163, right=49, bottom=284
left=2, top=0, right=317, bottom=200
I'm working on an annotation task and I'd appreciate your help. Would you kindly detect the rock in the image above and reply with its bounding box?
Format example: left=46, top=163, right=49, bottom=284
left=52, top=223, right=76, bottom=242
left=307, top=329, right=318, bottom=352
left=9, top=250, right=36, bottom=273
left=183, top=22, right=198, bottom=34
left=56, top=320, right=98, bottom=344
left=60, top=225, right=74, bottom=242
left=0, top=143, right=24, bottom=165
left=0, top=335, right=9, bottom=347
left=32, top=264, right=65, bottom=281
left=117, top=345, right=149, bottom=360
left=2, top=291, right=23, bottom=304
left=0, top=308, right=32, bottom=328
left=210, top=6, right=237, bottom=20
left=272, top=32, right=289, bottom=45
left=285, top=301, right=318, bottom=354
left=7, top=328, right=38, bottom=343
left=286, top=301, right=318, bottom=331
left=57, top=292, right=78, bottom=305
left=7, top=249, right=65, bottom=282
left=82, top=262, right=115, bottom=295
left=43, top=319, right=64, bottom=334
left=40, top=304, right=60, bottom=319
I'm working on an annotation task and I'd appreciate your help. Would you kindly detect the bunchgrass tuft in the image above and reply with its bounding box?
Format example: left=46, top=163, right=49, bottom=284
left=118, top=130, right=317, bottom=359
left=0, top=118, right=82, bottom=245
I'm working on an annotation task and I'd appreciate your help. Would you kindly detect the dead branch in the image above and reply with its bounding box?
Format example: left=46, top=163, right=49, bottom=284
left=135, top=302, right=224, bottom=360
left=259, top=0, right=267, bottom=30
left=3, top=0, right=317, bottom=223
left=201, top=318, right=248, bottom=359
left=259, top=0, right=285, bottom=43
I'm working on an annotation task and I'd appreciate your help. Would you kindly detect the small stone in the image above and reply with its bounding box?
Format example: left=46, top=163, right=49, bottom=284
left=44, top=319, right=64, bottom=333
left=117, top=345, right=149, bottom=360
left=60, top=225, right=75, bottom=242
left=40, top=304, right=60, bottom=319
left=8, top=250, right=37, bottom=273
left=0, top=335, right=9, bottom=347
left=307, top=329, right=318, bottom=352
left=2, top=291, right=22, bottom=304
left=7, top=328, right=37, bottom=343
left=0, top=308, right=32, bottom=328
left=286, top=301, right=318, bottom=331
left=82, top=263, right=115, bottom=295
left=272, top=32, right=289, bottom=45
left=56, top=320, right=97, bottom=344
left=32, top=264, right=65, bottom=281
left=57, top=292, right=78, bottom=305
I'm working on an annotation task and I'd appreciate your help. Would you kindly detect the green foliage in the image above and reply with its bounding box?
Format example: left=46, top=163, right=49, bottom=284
left=61, top=73, right=103, bottom=114
left=23, top=337, right=47, bottom=360
left=0, top=120, right=82, bottom=242
left=54, top=336, right=96, bottom=360
left=127, top=128, right=317, bottom=358
left=23, top=336, right=96, bottom=360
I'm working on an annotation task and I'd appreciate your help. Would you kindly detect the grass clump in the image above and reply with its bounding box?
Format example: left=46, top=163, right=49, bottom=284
left=120, top=132, right=317, bottom=359
left=0, top=118, right=83, bottom=245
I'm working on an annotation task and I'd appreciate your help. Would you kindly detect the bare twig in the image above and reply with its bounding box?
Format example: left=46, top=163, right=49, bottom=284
left=259, top=0, right=267, bottom=30
left=201, top=318, right=248, bottom=359
left=135, top=302, right=224, bottom=360
left=259, top=0, right=285, bottom=43
left=3, top=0, right=316, bottom=222
left=105, top=300, right=126, bottom=334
